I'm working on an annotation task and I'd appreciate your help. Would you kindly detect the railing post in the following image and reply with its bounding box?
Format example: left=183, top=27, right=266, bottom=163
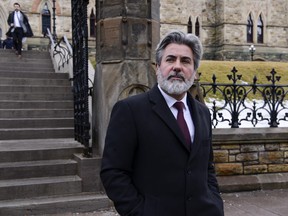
left=52, top=0, right=57, bottom=41
left=71, top=0, right=91, bottom=157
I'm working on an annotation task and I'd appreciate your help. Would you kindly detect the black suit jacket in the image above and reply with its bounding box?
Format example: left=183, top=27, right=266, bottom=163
left=101, top=85, right=224, bottom=216
left=7, top=11, right=33, bottom=37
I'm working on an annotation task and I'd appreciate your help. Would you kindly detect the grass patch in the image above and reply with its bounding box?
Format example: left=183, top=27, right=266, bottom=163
left=198, top=60, right=288, bottom=84
left=89, top=58, right=288, bottom=86
left=197, top=60, right=288, bottom=100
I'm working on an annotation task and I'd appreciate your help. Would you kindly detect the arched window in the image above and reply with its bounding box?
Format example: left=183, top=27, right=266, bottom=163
left=195, top=17, right=200, bottom=37
left=90, top=9, right=96, bottom=37
left=247, top=13, right=253, bottom=43
left=42, top=3, right=51, bottom=37
left=257, top=14, right=264, bottom=43
left=187, top=16, right=192, bottom=33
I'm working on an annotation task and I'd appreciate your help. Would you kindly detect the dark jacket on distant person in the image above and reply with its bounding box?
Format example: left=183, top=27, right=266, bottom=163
left=7, top=11, right=33, bottom=38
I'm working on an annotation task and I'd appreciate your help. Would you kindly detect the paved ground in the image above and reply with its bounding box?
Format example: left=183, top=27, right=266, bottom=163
left=222, top=189, right=288, bottom=216
left=50, top=189, right=288, bottom=216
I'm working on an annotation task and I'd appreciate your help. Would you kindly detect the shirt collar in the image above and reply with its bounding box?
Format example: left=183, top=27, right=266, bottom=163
left=157, top=84, right=188, bottom=110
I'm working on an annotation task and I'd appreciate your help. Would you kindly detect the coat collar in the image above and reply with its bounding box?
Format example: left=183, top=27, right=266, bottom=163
left=148, top=84, right=203, bottom=154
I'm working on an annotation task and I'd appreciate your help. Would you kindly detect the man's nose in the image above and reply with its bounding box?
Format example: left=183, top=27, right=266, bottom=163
left=173, top=59, right=182, bottom=72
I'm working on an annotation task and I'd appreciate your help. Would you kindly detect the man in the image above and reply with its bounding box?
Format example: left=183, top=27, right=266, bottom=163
left=100, top=30, right=224, bottom=216
left=7, top=2, right=33, bottom=58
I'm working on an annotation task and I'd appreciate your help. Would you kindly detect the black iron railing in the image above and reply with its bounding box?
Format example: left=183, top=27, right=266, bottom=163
left=199, top=67, right=288, bottom=128
left=71, top=0, right=91, bottom=156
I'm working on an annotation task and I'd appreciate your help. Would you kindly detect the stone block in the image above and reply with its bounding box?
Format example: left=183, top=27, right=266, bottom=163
left=229, top=155, right=236, bottom=162
left=268, top=164, right=288, bottom=173
left=280, top=144, right=288, bottom=151
left=229, top=149, right=240, bottom=155
left=244, top=165, right=267, bottom=174
left=241, top=144, right=265, bottom=152
left=243, top=161, right=259, bottom=166
left=217, top=175, right=261, bottom=192
left=259, top=151, right=284, bottom=164
left=215, top=163, right=243, bottom=176
left=236, top=152, right=258, bottom=162
left=257, top=173, right=288, bottom=190
left=220, top=144, right=239, bottom=150
left=213, top=150, right=228, bottom=163
left=74, top=154, right=104, bottom=192
left=265, top=144, right=280, bottom=151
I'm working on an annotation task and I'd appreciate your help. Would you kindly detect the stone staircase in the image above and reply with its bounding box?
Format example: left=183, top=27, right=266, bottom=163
left=0, top=49, right=110, bottom=215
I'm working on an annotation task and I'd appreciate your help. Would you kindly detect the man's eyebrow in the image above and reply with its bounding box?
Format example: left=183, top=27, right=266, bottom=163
left=165, top=55, right=192, bottom=62
left=165, top=54, right=176, bottom=58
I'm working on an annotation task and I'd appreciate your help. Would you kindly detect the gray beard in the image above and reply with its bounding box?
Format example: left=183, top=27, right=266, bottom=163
left=157, top=70, right=194, bottom=95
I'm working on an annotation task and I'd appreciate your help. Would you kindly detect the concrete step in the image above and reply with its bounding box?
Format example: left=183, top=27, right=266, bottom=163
left=0, top=159, right=77, bottom=180
left=0, top=139, right=83, bottom=163
left=0, top=92, right=73, bottom=100
left=0, top=118, right=73, bottom=128
left=0, top=50, right=51, bottom=59
left=0, top=77, right=71, bottom=86
left=0, top=59, right=53, bottom=66
left=0, top=101, right=73, bottom=109
left=0, top=128, right=74, bottom=140
left=0, top=175, right=82, bottom=200
left=0, top=65, right=53, bottom=72
left=0, top=193, right=111, bottom=215
left=0, top=56, right=52, bottom=63
left=0, top=71, right=69, bottom=79
left=0, top=109, right=73, bottom=118
left=0, top=85, right=72, bottom=93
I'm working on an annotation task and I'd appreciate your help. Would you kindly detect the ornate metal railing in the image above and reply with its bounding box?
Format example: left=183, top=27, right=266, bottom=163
left=53, top=36, right=73, bottom=72
left=199, top=67, right=288, bottom=128
left=47, top=28, right=73, bottom=74
left=71, top=0, right=91, bottom=156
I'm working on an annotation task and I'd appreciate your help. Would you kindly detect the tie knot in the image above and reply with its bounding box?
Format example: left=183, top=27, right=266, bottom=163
left=173, top=101, right=184, bottom=111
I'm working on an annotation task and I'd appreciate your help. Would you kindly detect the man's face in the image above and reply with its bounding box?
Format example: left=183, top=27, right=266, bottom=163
left=14, top=4, right=20, bottom=11
left=156, top=43, right=196, bottom=100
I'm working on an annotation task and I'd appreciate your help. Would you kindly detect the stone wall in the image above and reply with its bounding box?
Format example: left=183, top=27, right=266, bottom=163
left=1, top=0, right=287, bottom=61
left=213, top=128, right=288, bottom=176
left=160, top=0, right=288, bottom=61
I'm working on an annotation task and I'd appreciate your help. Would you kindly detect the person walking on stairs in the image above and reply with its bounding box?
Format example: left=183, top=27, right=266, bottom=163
left=7, top=2, right=33, bottom=58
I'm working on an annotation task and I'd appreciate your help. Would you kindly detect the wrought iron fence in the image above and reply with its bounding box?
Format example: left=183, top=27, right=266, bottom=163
left=199, top=67, right=288, bottom=128
left=71, top=0, right=91, bottom=156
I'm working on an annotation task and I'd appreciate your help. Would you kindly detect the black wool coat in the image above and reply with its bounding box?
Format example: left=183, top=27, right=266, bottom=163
left=7, top=11, right=33, bottom=37
left=101, top=84, right=224, bottom=216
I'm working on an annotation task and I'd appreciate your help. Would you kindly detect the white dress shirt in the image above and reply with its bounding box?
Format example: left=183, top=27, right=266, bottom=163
left=158, top=85, right=195, bottom=142
left=14, top=11, right=22, bottom=28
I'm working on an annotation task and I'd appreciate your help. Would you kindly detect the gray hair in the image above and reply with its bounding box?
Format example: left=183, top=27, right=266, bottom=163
left=155, top=30, right=203, bottom=70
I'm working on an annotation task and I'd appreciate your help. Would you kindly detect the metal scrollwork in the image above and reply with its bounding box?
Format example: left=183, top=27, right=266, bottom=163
left=200, top=67, right=288, bottom=128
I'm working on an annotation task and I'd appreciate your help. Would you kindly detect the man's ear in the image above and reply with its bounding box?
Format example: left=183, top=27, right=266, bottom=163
left=155, top=64, right=159, bottom=74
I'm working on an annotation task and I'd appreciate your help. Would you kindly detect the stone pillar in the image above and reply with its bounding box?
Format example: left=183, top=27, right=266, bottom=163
left=92, top=0, right=160, bottom=156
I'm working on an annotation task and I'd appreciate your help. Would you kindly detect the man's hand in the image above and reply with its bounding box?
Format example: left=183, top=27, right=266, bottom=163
left=10, top=24, right=14, bottom=27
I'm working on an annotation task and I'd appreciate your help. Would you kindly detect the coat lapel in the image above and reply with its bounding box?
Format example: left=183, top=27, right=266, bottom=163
left=187, top=94, right=202, bottom=158
left=148, top=85, right=190, bottom=152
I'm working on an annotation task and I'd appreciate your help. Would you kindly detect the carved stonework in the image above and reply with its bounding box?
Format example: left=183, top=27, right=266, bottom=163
left=93, top=0, right=160, bottom=154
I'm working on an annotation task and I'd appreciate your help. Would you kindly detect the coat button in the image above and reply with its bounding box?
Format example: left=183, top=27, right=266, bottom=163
left=187, top=170, right=192, bottom=175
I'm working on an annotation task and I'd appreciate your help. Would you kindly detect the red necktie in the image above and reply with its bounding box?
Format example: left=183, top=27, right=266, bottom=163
left=173, top=102, right=191, bottom=147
